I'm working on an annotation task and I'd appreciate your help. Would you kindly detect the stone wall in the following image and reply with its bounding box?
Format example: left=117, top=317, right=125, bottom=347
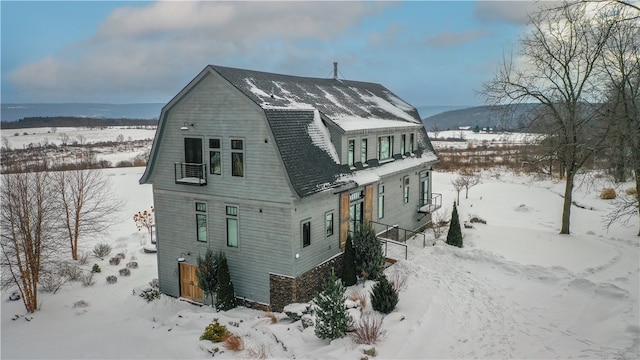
left=269, top=254, right=344, bottom=312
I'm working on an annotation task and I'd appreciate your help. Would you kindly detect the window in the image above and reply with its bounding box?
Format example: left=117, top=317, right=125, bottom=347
left=409, top=133, right=414, bottom=153
left=302, top=221, right=311, bottom=247
left=361, top=138, right=368, bottom=164
left=403, top=176, right=410, bottom=204
left=325, top=212, right=334, bottom=237
left=185, top=138, right=203, bottom=164
left=209, top=138, right=221, bottom=175
left=226, top=206, right=238, bottom=247
left=378, top=136, right=393, bottom=160
left=195, top=202, right=207, bottom=242
left=231, top=139, right=244, bottom=177
left=378, top=184, right=385, bottom=219
left=401, top=134, right=406, bottom=155
left=348, top=139, right=355, bottom=166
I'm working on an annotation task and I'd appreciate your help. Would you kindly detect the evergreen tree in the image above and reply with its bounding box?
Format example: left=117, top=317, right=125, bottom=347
left=215, top=253, right=237, bottom=311
left=341, top=234, right=357, bottom=286
left=196, top=248, right=217, bottom=306
left=370, top=274, right=399, bottom=314
left=446, top=201, right=463, bottom=248
left=353, top=223, right=385, bottom=280
left=314, top=270, right=352, bottom=340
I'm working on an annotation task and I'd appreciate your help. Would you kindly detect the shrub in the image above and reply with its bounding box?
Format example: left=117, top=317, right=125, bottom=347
left=116, top=252, right=126, bottom=260
left=92, top=264, right=101, bottom=273
left=109, top=257, right=121, bottom=266
left=370, top=274, right=398, bottom=314
left=353, top=223, right=385, bottom=280
left=126, top=262, right=138, bottom=269
left=196, top=249, right=217, bottom=306
left=149, top=278, right=159, bottom=288
left=341, top=234, right=357, bottom=286
left=625, top=187, right=638, bottom=198
left=600, top=188, right=616, bottom=199
left=139, top=287, right=161, bottom=302
left=351, top=312, right=386, bottom=345
left=77, top=251, right=90, bottom=265
left=446, top=202, right=463, bottom=248
left=314, top=270, right=352, bottom=340
left=40, top=272, right=66, bottom=293
left=388, top=271, right=408, bottom=293
left=59, top=262, right=84, bottom=281
left=200, top=319, right=231, bottom=342
left=80, top=271, right=95, bottom=287
left=92, top=243, right=112, bottom=258
left=223, top=334, right=244, bottom=351
left=246, top=344, right=270, bottom=359
left=73, top=300, right=89, bottom=308
left=106, top=276, right=118, bottom=284
left=347, top=288, right=368, bottom=310
left=215, top=253, right=237, bottom=311
left=119, top=268, right=131, bottom=276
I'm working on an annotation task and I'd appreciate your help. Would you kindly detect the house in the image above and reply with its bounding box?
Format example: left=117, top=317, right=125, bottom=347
left=140, top=65, right=440, bottom=311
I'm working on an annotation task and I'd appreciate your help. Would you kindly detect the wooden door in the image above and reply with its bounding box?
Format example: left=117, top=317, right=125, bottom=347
left=179, top=263, right=204, bottom=302
left=339, top=192, right=350, bottom=249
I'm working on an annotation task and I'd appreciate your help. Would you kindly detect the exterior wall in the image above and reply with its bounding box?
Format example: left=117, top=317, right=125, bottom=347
left=150, top=72, right=297, bottom=305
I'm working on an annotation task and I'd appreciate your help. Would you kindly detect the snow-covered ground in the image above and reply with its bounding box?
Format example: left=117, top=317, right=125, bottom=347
left=1, top=127, right=638, bottom=359
left=3, top=126, right=156, bottom=150
left=428, top=130, right=542, bottom=150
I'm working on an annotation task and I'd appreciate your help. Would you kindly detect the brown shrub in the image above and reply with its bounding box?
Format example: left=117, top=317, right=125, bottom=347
left=625, top=187, right=638, bottom=198
left=223, top=334, right=244, bottom=351
left=351, top=313, right=386, bottom=345
left=347, top=288, right=368, bottom=309
left=600, top=188, right=616, bottom=200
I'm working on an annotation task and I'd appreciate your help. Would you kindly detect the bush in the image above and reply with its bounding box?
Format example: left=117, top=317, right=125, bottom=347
left=119, top=268, right=131, bottom=276
left=314, top=270, right=352, bottom=340
left=388, top=271, right=408, bottom=293
left=370, top=274, right=398, bottom=314
left=223, top=334, right=244, bottom=351
left=600, top=188, right=617, bottom=199
left=80, top=271, right=95, bottom=287
left=73, top=300, right=89, bottom=308
left=126, top=261, right=138, bottom=269
left=92, top=243, right=112, bottom=258
left=139, top=287, right=161, bottom=302
left=351, top=312, right=386, bottom=345
left=200, top=319, right=231, bottom=342
left=341, top=234, right=357, bottom=286
left=77, top=251, right=90, bottom=265
left=109, top=257, right=121, bottom=266
left=106, top=276, right=118, bottom=284
left=116, top=252, right=126, bottom=260
left=40, top=272, right=66, bottom=293
left=625, top=187, right=638, bottom=198
left=347, top=288, right=368, bottom=310
left=353, top=223, right=385, bottom=280
left=196, top=249, right=217, bottom=306
left=59, top=262, right=84, bottom=281
left=92, top=264, right=101, bottom=273
left=215, top=253, right=237, bottom=311
left=446, top=202, right=463, bottom=248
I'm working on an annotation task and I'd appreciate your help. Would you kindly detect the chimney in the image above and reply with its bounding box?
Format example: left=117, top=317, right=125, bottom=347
left=333, top=62, right=338, bottom=80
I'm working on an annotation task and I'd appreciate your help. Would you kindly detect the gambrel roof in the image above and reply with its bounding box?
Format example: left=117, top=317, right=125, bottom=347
left=141, top=65, right=438, bottom=198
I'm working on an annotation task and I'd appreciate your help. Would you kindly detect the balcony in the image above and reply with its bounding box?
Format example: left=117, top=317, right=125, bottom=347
left=175, top=162, right=207, bottom=185
left=418, top=193, right=442, bottom=213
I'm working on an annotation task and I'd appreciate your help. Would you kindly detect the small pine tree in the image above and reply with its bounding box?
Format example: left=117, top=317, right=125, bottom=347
left=215, top=253, right=237, bottom=311
left=341, top=234, right=357, bottom=286
left=370, top=274, right=399, bottom=314
left=314, top=270, right=352, bottom=340
left=196, top=248, right=217, bottom=306
left=446, top=202, right=463, bottom=248
left=353, top=223, right=385, bottom=280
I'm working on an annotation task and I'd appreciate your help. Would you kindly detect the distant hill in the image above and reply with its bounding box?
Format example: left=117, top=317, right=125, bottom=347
left=1, top=103, right=164, bottom=122
left=416, top=105, right=472, bottom=119
left=1, top=117, right=157, bottom=130
left=422, top=103, right=541, bottom=131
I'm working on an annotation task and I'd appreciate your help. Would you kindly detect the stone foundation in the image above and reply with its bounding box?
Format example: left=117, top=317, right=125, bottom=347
left=269, top=254, right=344, bottom=312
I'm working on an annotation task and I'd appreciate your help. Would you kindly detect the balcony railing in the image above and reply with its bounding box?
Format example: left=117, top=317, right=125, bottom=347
left=418, top=193, right=442, bottom=214
left=175, top=162, right=207, bottom=185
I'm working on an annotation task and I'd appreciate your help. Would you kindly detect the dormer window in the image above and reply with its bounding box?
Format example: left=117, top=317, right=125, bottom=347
left=409, top=133, right=414, bottom=153
left=360, top=138, right=368, bottom=164
left=401, top=134, right=406, bottom=155
left=378, top=136, right=393, bottom=160
left=348, top=139, right=355, bottom=166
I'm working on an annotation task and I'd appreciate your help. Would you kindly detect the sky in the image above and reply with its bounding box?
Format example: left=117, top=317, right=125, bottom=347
left=0, top=1, right=545, bottom=107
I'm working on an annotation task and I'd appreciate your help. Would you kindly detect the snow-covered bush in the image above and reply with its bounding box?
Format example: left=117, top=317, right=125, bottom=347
left=351, top=312, right=386, bottom=345
left=92, top=264, right=101, bottom=273
left=39, top=272, right=65, bottom=293
left=200, top=319, right=231, bottom=342
left=119, top=268, right=131, bottom=276
left=80, top=271, right=95, bottom=287
left=138, top=287, right=161, bottom=302
left=353, top=223, right=385, bottom=280
left=116, top=252, right=126, bottom=260
left=109, top=257, right=121, bottom=266
left=126, top=261, right=138, bottom=269
left=370, top=274, right=398, bottom=314
left=106, top=276, right=117, bottom=284
left=601, top=188, right=616, bottom=199
left=92, top=243, right=112, bottom=258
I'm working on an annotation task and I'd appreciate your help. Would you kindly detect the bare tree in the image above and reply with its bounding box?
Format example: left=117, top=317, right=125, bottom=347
left=483, top=1, right=615, bottom=234
left=52, top=169, right=124, bottom=260
left=451, top=175, right=465, bottom=205
left=460, top=169, right=481, bottom=199
left=58, top=133, right=69, bottom=146
left=1, top=172, right=61, bottom=313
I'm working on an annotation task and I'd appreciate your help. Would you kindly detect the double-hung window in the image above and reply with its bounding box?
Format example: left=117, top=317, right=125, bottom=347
left=378, top=136, right=393, bottom=160
left=401, top=134, right=406, bottom=155
left=231, top=139, right=244, bottom=177
left=302, top=221, right=311, bottom=247
left=378, top=184, right=385, bottom=219
left=409, top=133, right=414, bottom=153
left=226, top=206, right=238, bottom=247
left=195, top=202, right=207, bottom=242
left=209, top=138, right=221, bottom=175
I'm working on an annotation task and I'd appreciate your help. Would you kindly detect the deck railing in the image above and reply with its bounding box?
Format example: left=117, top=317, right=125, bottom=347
left=418, top=193, right=442, bottom=214
left=174, top=162, right=207, bottom=185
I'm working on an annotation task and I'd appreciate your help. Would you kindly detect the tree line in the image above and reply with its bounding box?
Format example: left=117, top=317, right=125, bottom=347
left=1, top=117, right=158, bottom=130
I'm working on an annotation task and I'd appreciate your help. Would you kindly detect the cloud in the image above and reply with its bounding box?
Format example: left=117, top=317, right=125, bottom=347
left=425, top=29, right=491, bottom=48
left=473, top=1, right=553, bottom=25
left=8, top=1, right=389, bottom=102
left=367, top=23, right=403, bottom=48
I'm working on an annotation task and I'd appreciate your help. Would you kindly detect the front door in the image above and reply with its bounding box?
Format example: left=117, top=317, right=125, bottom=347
left=420, top=172, right=430, bottom=205
left=179, top=263, right=204, bottom=302
left=184, top=138, right=203, bottom=164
